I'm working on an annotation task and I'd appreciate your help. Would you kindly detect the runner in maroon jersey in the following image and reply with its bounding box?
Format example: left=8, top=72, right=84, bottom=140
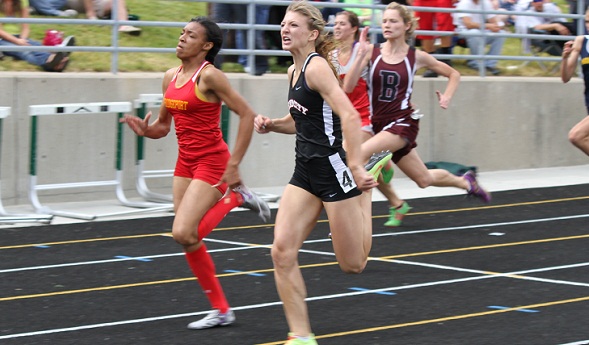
left=344, top=2, right=491, bottom=203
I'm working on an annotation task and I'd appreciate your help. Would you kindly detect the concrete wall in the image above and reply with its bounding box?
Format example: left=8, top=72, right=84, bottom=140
left=0, top=72, right=586, bottom=207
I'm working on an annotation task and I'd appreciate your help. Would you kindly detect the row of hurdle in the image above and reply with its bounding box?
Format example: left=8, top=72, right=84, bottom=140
left=0, top=94, right=190, bottom=224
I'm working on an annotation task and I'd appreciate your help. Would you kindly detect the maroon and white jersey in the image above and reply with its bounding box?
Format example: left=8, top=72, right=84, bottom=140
left=368, top=45, right=417, bottom=125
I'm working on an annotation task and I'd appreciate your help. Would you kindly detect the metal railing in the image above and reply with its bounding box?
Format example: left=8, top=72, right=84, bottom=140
left=0, top=0, right=585, bottom=75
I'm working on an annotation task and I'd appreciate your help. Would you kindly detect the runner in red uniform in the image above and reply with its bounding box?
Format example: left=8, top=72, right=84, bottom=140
left=120, top=16, right=270, bottom=330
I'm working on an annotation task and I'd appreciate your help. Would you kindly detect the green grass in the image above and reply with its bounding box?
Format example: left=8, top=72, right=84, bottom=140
left=0, top=0, right=569, bottom=76
left=0, top=0, right=208, bottom=72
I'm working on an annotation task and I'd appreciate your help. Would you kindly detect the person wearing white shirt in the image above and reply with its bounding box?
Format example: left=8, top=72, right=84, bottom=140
left=517, top=0, right=574, bottom=53
left=525, top=0, right=573, bottom=36
left=454, top=0, right=506, bottom=74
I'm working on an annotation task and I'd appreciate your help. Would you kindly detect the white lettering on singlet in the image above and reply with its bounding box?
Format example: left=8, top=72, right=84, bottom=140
left=288, top=99, right=308, bottom=115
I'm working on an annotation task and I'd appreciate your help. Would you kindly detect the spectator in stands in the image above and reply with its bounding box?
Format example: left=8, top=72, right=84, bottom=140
left=29, top=0, right=78, bottom=17
left=413, top=0, right=456, bottom=77
left=211, top=2, right=269, bottom=74
left=66, top=0, right=141, bottom=35
left=0, top=0, right=75, bottom=71
left=207, top=2, right=240, bottom=67
left=241, top=3, right=270, bottom=76
left=495, top=0, right=519, bottom=26
left=454, top=0, right=506, bottom=75
left=523, top=0, right=575, bottom=48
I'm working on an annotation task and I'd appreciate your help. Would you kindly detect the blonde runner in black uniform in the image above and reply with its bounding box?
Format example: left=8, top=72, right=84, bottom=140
left=253, top=2, right=387, bottom=344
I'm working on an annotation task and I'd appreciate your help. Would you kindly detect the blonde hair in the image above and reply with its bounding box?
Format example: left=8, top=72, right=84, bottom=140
left=385, top=2, right=418, bottom=42
left=286, top=1, right=338, bottom=78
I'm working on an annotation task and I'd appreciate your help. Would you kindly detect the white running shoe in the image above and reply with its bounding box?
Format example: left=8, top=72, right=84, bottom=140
left=233, top=185, right=271, bottom=222
left=59, top=9, right=78, bottom=17
left=187, top=309, right=235, bottom=330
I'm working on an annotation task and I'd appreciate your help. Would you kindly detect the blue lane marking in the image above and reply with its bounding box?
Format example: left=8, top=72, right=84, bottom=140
left=35, top=245, right=50, bottom=248
left=114, top=255, right=152, bottom=262
left=224, top=269, right=266, bottom=277
left=349, top=287, right=396, bottom=296
left=488, top=305, right=539, bottom=313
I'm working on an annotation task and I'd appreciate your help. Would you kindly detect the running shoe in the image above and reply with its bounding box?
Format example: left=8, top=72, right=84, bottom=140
left=384, top=201, right=412, bottom=227
left=234, top=185, right=271, bottom=222
left=118, top=25, right=142, bottom=36
left=187, top=309, right=235, bottom=330
left=60, top=35, right=76, bottom=49
left=381, top=160, right=395, bottom=184
left=365, top=151, right=393, bottom=181
left=462, top=170, right=491, bottom=203
left=285, top=333, right=318, bottom=345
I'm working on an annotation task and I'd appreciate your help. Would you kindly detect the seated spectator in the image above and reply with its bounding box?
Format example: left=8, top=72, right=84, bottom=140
left=66, top=0, right=140, bottom=35
left=29, top=0, right=78, bottom=17
left=516, top=0, right=573, bottom=52
left=454, top=0, right=506, bottom=75
left=0, top=0, right=75, bottom=72
left=494, top=0, right=520, bottom=26
left=526, top=0, right=574, bottom=40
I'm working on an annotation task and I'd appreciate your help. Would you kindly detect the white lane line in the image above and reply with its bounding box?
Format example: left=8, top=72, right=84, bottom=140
left=0, top=241, right=267, bottom=274
left=387, top=259, right=589, bottom=287
left=3, top=260, right=587, bottom=341
left=372, top=213, right=589, bottom=237
left=2, top=210, right=588, bottom=274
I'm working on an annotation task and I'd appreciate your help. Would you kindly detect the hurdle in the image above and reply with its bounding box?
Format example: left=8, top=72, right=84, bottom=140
left=0, top=107, right=53, bottom=224
left=134, top=94, right=280, bottom=204
left=28, top=102, right=173, bottom=220
left=133, top=94, right=173, bottom=203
